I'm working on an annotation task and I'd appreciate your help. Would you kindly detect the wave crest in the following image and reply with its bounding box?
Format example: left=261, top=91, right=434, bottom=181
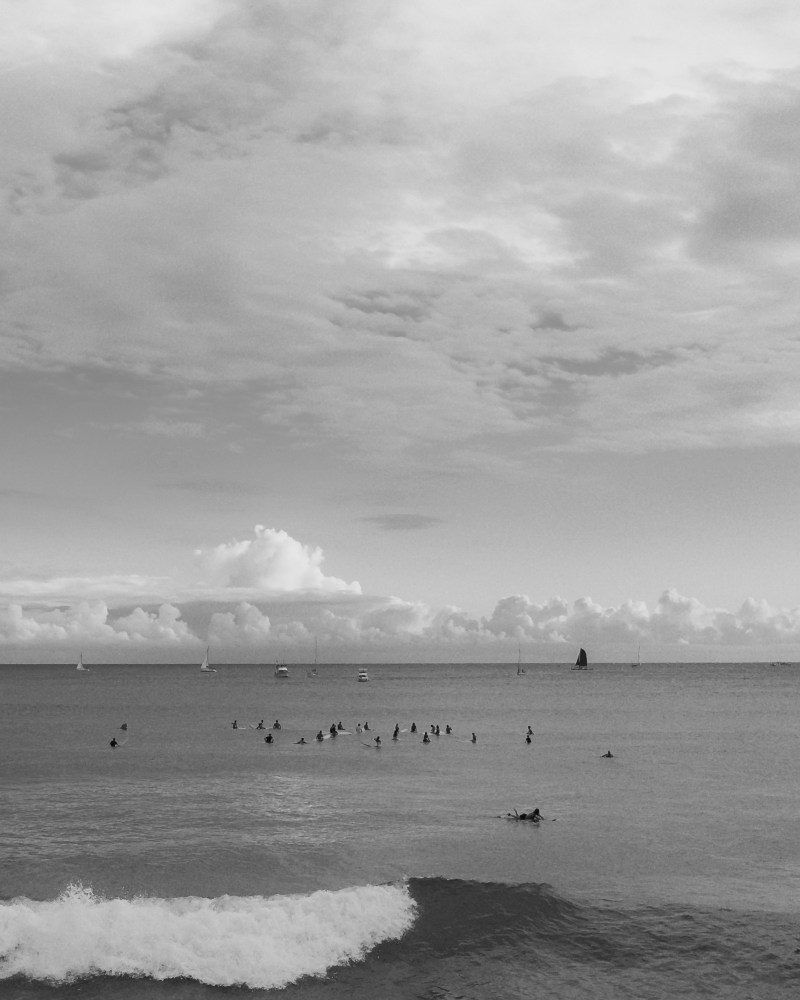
left=0, top=881, right=416, bottom=988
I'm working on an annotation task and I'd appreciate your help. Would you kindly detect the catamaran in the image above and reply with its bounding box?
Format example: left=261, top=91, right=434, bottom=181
left=199, top=647, right=217, bottom=673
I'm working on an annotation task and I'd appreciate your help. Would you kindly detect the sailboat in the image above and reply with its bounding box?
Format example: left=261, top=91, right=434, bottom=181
left=199, top=647, right=217, bottom=673
left=631, top=644, right=641, bottom=668
left=571, top=647, right=590, bottom=670
left=76, top=652, right=89, bottom=672
left=307, top=639, right=319, bottom=677
left=516, top=647, right=525, bottom=675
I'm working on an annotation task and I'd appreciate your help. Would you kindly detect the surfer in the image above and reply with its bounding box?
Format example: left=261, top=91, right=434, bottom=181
left=527, top=726, right=533, bottom=736
left=422, top=732, right=431, bottom=744
left=374, top=735, right=381, bottom=745
left=109, top=737, right=118, bottom=748
left=356, top=723, right=363, bottom=733
left=525, top=734, right=532, bottom=744
left=264, top=733, right=274, bottom=743
left=410, top=722, right=417, bottom=733
left=316, top=730, right=325, bottom=741
left=445, top=724, right=452, bottom=734
left=231, top=720, right=239, bottom=729
left=471, top=732, right=477, bottom=743
left=601, top=750, right=614, bottom=758
left=507, top=808, right=541, bottom=823
left=364, top=722, right=370, bottom=731
left=256, top=720, right=265, bottom=730
left=120, top=723, right=128, bottom=731
left=296, top=737, right=307, bottom=745
left=273, top=720, right=282, bottom=729
left=337, top=721, right=345, bottom=730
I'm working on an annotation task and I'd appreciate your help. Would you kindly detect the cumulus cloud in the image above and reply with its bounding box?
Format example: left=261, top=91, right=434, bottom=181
left=0, top=600, right=192, bottom=645
left=2, top=584, right=800, bottom=658
left=194, top=525, right=361, bottom=595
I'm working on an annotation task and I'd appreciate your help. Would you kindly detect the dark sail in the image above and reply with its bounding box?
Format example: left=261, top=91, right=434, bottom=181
left=575, top=648, right=587, bottom=667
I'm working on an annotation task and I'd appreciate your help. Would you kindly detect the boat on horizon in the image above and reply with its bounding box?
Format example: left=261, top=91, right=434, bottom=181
left=571, top=647, right=591, bottom=670
left=275, top=662, right=289, bottom=678
left=76, top=652, right=89, bottom=672
left=199, top=647, right=217, bottom=673
left=307, top=639, right=319, bottom=677
left=358, top=667, right=369, bottom=682
left=632, top=644, right=641, bottom=668
left=516, top=647, right=525, bottom=675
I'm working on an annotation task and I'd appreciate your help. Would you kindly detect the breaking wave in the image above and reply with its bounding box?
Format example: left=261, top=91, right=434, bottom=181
left=0, top=881, right=416, bottom=989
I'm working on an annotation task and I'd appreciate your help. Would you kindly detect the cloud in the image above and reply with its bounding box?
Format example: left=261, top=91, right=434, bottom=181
left=0, top=600, right=191, bottom=644
left=194, top=525, right=361, bottom=595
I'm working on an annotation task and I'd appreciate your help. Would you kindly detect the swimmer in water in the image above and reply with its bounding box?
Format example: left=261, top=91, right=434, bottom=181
left=264, top=733, right=274, bottom=743
left=525, top=734, right=532, bottom=744
left=422, top=732, right=431, bottom=743
left=296, top=737, right=307, bottom=745
left=109, top=738, right=118, bottom=748
left=356, top=723, right=363, bottom=733
left=527, top=726, right=533, bottom=736
left=471, top=732, right=477, bottom=743
left=410, top=722, right=417, bottom=733
left=374, top=735, right=381, bottom=745
left=273, top=720, right=282, bottom=730
left=231, top=720, right=239, bottom=729
left=364, top=722, right=370, bottom=731
left=445, top=724, right=452, bottom=734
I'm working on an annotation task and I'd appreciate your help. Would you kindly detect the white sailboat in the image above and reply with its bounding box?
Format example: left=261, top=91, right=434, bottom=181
left=631, top=644, right=641, bottom=668
left=199, top=647, right=217, bottom=673
left=516, top=647, right=526, bottom=675
left=307, top=638, right=318, bottom=677
left=76, top=652, right=89, bottom=672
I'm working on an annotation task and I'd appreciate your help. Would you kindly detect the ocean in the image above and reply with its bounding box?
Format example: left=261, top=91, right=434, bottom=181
left=2, top=660, right=799, bottom=998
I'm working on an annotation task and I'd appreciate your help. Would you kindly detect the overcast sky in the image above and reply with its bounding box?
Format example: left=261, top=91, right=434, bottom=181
left=2, top=0, right=800, bottom=662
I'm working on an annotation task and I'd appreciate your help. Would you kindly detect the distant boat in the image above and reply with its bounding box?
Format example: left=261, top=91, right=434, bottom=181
left=199, top=647, right=217, bottom=673
left=358, top=667, right=369, bottom=683
left=631, top=644, right=641, bottom=668
left=571, top=647, right=591, bottom=670
left=307, top=639, right=319, bottom=677
left=516, top=647, right=525, bottom=676
left=275, top=662, right=289, bottom=678
left=76, top=652, right=89, bottom=672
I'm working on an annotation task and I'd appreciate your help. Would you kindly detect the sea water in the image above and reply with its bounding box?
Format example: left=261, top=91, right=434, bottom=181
left=1, top=661, right=799, bottom=998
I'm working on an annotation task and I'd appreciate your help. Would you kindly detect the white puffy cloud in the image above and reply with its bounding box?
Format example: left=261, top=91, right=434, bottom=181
left=0, top=600, right=193, bottom=645
left=194, top=525, right=361, bottom=595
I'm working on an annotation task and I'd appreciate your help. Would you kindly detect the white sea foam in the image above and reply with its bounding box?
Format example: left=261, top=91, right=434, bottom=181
left=0, top=881, right=416, bottom=988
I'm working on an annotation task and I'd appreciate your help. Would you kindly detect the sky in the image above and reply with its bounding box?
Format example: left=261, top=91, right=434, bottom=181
left=2, top=0, right=800, bottom=662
